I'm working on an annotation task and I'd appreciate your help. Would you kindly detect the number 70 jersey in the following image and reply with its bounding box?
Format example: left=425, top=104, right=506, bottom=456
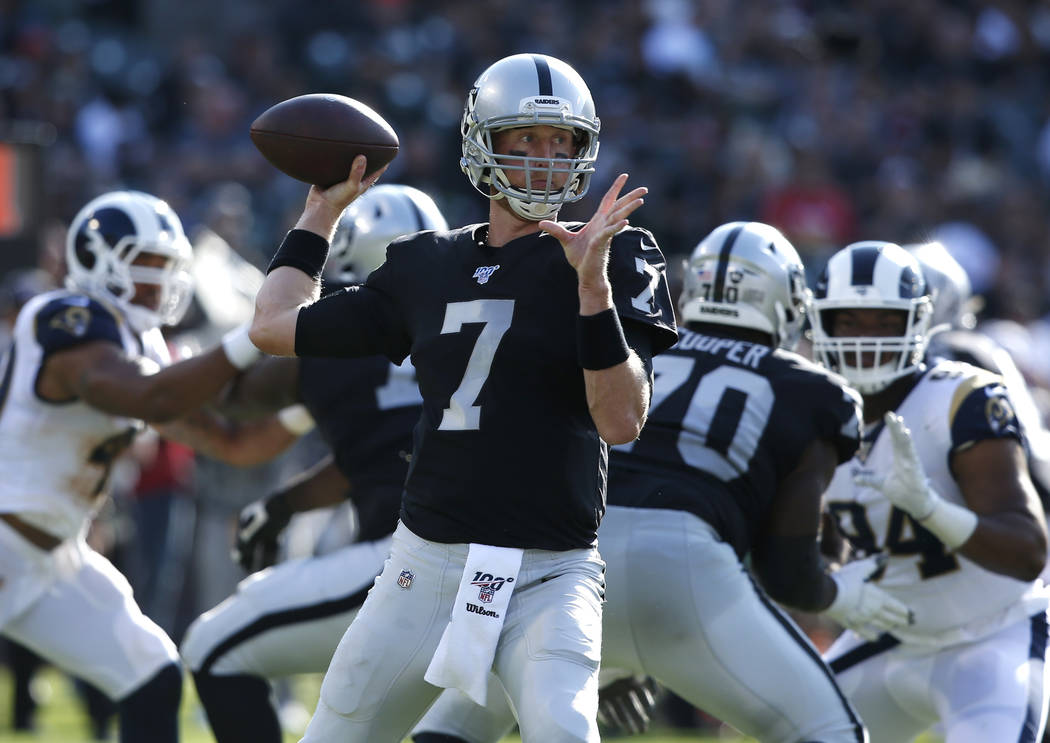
left=611, top=327, right=862, bottom=558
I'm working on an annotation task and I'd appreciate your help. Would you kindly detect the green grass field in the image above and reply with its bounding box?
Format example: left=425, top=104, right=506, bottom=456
left=0, top=665, right=940, bottom=742
left=0, top=666, right=754, bottom=743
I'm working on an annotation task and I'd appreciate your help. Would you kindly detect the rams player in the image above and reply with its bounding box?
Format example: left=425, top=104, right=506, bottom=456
left=811, top=241, right=1050, bottom=743
left=0, top=190, right=265, bottom=743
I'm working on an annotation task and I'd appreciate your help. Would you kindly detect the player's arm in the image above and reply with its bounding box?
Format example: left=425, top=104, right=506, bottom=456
left=152, top=407, right=308, bottom=467
left=752, top=437, right=839, bottom=612
left=949, top=438, right=1046, bottom=579
left=233, top=455, right=350, bottom=571
left=43, top=340, right=251, bottom=424
left=220, top=355, right=301, bottom=417
left=251, top=155, right=384, bottom=356
left=540, top=174, right=652, bottom=445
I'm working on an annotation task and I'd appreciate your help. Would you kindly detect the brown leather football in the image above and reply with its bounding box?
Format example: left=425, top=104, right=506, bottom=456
left=249, top=94, right=399, bottom=187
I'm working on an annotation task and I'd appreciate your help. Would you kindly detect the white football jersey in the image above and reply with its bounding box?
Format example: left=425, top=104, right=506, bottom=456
left=0, top=289, right=169, bottom=539
left=825, top=359, right=1049, bottom=647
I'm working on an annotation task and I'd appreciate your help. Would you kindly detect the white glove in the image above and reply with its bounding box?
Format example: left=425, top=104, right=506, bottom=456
left=854, top=412, right=934, bottom=518
left=221, top=322, right=262, bottom=371
left=824, top=554, right=914, bottom=640
left=855, top=412, right=977, bottom=550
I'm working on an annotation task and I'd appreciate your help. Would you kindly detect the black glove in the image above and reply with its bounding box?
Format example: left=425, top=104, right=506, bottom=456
left=597, top=675, right=659, bottom=735
left=231, top=493, right=292, bottom=572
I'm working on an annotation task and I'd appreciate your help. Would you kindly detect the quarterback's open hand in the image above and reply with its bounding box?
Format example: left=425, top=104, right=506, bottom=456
left=539, top=173, right=646, bottom=289
left=824, top=554, right=914, bottom=640
left=854, top=412, right=936, bottom=520
left=231, top=494, right=293, bottom=573
left=597, top=675, right=659, bottom=735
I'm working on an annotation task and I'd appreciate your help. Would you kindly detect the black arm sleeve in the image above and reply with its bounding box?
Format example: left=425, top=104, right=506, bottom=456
left=751, top=534, right=834, bottom=612
left=295, top=284, right=411, bottom=362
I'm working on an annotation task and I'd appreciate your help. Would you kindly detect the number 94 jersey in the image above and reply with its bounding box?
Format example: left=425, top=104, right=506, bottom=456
left=611, top=327, right=862, bottom=558
left=825, top=360, right=1049, bottom=647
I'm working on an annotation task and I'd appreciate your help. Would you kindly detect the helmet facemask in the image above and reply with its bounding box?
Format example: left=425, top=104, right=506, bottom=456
left=66, top=191, right=193, bottom=333
left=460, top=54, right=601, bottom=222
left=809, top=241, right=932, bottom=394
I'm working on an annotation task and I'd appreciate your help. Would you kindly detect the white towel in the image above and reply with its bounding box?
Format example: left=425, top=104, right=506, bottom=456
left=424, top=543, right=523, bottom=705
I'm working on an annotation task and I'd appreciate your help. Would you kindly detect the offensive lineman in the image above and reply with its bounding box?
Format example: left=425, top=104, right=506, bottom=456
left=414, top=222, right=913, bottom=743
left=179, top=184, right=445, bottom=743
left=250, top=53, right=678, bottom=743
left=0, top=190, right=266, bottom=743
left=811, top=241, right=1050, bottom=743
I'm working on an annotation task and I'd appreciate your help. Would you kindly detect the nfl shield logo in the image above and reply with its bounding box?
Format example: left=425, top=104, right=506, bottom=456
left=397, top=569, right=414, bottom=590
left=478, top=585, right=496, bottom=603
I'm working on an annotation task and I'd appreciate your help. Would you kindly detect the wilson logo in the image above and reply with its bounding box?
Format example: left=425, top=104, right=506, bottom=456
left=466, top=602, right=500, bottom=618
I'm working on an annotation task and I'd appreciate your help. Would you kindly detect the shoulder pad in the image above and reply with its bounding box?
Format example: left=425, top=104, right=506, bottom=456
left=35, top=294, right=123, bottom=355
left=607, top=227, right=678, bottom=353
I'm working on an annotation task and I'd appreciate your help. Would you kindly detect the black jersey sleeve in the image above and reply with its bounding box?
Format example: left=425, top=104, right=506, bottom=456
left=295, top=256, right=411, bottom=362
left=35, top=295, right=122, bottom=356
left=606, top=227, right=678, bottom=355
left=785, top=358, right=863, bottom=465
left=949, top=374, right=1024, bottom=453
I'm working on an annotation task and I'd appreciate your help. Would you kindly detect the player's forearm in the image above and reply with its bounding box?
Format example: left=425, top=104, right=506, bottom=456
left=752, top=537, right=837, bottom=612
left=585, top=353, right=649, bottom=445
left=956, top=509, right=1047, bottom=581
left=250, top=267, right=317, bottom=357
left=279, top=456, right=350, bottom=512
left=156, top=412, right=298, bottom=467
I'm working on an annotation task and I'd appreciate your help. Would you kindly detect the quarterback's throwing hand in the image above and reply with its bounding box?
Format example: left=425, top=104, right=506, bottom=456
left=824, top=554, right=914, bottom=640
left=854, top=412, right=935, bottom=520
left=539, top=173, right=646, bottom=287
left=232, top=494, right=293, bottom=573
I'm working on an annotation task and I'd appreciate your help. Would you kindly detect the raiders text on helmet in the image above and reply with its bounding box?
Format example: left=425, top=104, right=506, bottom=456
left=460, top=53, right=600, bottom=221
left=65, top=190, right=193, bottom=333
left=327, top=185, right=448, bottom=284
left=810, top=241, right=932, bottom=394
left=679, top=222, right=810, bottom=351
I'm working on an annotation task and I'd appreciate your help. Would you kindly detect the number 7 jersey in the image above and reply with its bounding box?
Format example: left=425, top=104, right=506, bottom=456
left=295, top=224, right=677, bottom=550
left=825, top=360, right=1049, bottom=647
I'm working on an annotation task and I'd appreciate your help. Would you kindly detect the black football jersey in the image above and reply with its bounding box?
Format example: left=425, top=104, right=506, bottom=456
left=609, top=327, right=862, bottom=557
left=296, top=223, right=677, bottom=549
left=298, top=355, right=421, bottom=542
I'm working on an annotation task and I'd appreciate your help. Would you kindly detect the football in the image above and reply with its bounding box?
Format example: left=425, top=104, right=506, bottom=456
left=249, top=94, right=399, bottom=188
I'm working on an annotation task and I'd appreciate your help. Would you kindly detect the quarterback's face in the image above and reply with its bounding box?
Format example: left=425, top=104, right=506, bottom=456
left=830, top=308, right=908, bottom=367
left=492, top=125, right=574, bottom=190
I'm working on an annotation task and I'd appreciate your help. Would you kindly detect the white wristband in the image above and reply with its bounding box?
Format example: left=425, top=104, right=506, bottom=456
left=221, top=323, right=262, bottom=371
left=277, top=404, right=316, bottom=436
left=918, top=496, right=978, bottom=550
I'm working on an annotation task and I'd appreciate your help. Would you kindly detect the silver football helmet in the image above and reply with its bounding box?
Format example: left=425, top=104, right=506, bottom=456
left=327, top=185, right=448, bottom=284
left=679, top=222, right=809, bottom=350
left=66, top=190, right=193, bottom=332
left=810, top=241, right=932, bottom=394
left=903, top=241, right=976, bottom=332
left=460, top=53, right=600, bottom=221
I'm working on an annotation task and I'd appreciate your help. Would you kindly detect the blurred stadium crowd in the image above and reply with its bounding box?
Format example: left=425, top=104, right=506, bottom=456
left=3, top=0, right=1050, bottom=737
